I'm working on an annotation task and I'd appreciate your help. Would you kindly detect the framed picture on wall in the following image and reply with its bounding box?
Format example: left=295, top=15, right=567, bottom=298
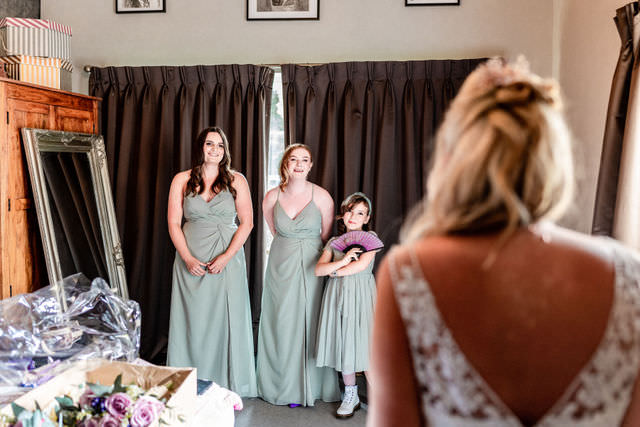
left=405, top=0, right=459, bottom=5
left=116, top=0, right=166, bottom=13
left=247, top=0, right=319, bottom=20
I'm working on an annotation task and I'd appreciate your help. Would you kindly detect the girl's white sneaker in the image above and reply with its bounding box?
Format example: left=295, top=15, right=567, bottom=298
left=336, top=385, right=360, bottom=419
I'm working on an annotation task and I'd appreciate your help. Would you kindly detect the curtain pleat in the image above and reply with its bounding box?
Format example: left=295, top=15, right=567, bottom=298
left=613, top=6, right=640, bottom=248
left=281, top=59, right=485, bottom=252
left=592, top=2, right=640, bottom=235
left=90, top=65, right=274, bottom=361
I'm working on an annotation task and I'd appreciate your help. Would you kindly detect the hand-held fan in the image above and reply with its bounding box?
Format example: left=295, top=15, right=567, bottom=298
left=330, top=231, right=384, bottom=254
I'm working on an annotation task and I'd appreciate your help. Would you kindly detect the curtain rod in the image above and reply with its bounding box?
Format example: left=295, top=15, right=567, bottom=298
left=83, top=63, right=323, bottom=73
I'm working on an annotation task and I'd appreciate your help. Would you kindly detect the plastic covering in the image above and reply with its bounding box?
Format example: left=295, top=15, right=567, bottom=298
left=0, top=274, right=140, bottom=404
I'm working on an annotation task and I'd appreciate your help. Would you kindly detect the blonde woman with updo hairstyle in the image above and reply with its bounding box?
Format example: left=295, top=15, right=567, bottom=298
left=369, top=59, right=640, bottom=427
left=257, top=143, right=340, bottom=407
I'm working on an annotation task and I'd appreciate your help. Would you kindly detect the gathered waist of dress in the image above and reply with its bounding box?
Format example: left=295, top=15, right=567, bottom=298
left=183, top=218, right=238, bottom=228
left=274, top=233, right=322, bottom=242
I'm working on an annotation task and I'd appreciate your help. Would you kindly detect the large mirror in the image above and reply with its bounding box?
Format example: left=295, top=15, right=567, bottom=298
left=21, top=129, right=128, bottom=304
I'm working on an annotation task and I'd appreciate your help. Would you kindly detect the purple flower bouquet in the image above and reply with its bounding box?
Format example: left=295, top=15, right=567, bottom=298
left=1, top=374, right=182, bottom=427
left=0, top=361, right=196, bottom=427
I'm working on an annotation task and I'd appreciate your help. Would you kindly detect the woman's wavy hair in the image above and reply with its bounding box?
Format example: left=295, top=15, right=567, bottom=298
left=185, top=126, right=237, bottom=199
left=279, top=143, right=313, bottom=191
left=337, top=192, right=372, bottom=235
left=402, top=57, right=573, bottom=245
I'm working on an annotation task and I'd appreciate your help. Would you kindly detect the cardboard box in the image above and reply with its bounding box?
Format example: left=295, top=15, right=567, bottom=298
left=0, top=360, right=197, bottom=426
left=0, top=17, right=71, bottom=60
left=0, top=55, right=72, bottom=91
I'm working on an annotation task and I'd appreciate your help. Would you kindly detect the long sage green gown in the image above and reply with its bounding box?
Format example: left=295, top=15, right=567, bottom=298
left=167, top=190, right=257, bottom=397
left=256, top=189, right=340, bottom=406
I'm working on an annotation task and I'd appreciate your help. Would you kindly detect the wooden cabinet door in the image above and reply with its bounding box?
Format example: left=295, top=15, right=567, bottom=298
left=55, top=106, right=95, bottom=133
left=4, top=99, right=51, bottom=297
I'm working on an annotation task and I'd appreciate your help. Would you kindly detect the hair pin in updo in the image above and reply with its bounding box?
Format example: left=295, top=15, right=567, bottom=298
left=474, top=56, right=560, bottom=107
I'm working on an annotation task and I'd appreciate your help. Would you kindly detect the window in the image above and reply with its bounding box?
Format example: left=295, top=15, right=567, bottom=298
left=263, top=68, right=285, bottom=272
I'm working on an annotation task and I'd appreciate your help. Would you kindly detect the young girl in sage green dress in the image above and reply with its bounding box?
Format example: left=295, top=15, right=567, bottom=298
left=315, top=192, right=379, bottom=418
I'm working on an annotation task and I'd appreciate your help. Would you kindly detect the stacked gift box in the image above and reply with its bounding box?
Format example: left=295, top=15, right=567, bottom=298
left=0, top=17, right=72, bottom=91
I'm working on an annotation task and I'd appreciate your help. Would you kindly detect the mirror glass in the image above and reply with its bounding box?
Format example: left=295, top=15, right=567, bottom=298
left=21, top=129, right=128, bottom=304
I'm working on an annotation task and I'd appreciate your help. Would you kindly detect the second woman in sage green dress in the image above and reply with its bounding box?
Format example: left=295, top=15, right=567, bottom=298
left=167, top=127, right=257, bottom=397
left=257, top=144, right=340, bottom=406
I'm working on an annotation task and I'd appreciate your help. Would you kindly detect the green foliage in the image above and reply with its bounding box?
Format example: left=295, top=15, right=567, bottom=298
left=54, top=395, right=77, bottom=410
left=87, top=381, right=113, bottom=397
left=112, top=374, right=126, bottom=394
left=12, top=404, right=56, bottom=427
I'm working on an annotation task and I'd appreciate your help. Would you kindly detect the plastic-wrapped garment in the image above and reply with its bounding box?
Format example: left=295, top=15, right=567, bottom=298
left=0, top=273, right=140, bottom=397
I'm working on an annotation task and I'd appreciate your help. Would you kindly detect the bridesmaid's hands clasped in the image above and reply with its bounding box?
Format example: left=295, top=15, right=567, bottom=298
left=185, top=255, right=207, bottom=276
left=208, top=253, right=231, bottom=274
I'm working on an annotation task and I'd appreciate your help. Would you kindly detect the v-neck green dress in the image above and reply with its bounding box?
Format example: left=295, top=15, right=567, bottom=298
left=167, top=191, right=257, bottom=397
left=256, top=190, right=340, bottom=406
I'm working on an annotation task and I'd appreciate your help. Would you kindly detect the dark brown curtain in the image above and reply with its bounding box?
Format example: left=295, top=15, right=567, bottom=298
left=90, top=65, right=274, bottom=362
left=592, top=2, right=639, bottom=235
left=281, top=59, right=486, bottom=251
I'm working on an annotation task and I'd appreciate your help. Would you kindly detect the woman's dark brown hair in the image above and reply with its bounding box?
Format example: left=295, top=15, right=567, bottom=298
left=185, top=126, right=237, bottom=199
left=337, top=192, right=372, bottom=235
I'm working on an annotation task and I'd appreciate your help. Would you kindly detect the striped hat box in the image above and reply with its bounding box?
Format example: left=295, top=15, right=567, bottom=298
left=0, top=55, right=72, bottom=91
left=0, top=17, right=72, bottom=60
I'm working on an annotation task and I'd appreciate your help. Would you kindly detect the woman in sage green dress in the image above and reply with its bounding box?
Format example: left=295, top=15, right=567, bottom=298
left=167, top=126, right=257, bottom=397
left=257, top=144, right=340, bottom=406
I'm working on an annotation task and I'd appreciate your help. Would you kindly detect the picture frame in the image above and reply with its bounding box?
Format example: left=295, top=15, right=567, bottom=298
left=405, top=0, right=459, bottom=5
left=116, top=0, right=166, bottom=14
left=247, top=0, right=319, bottom=21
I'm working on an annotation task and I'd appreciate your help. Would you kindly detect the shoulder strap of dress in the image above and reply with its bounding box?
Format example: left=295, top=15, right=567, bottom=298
left=387, top=247, right=401, bottom=284
left=276, top=187, right=281, bottom=201
left=387, top=246, right=410, bottom=288
left=311, top=183, right=315, bottom=198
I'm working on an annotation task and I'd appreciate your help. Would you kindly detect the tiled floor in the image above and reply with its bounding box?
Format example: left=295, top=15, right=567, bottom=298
left=235, top=399, right=367, bottom=427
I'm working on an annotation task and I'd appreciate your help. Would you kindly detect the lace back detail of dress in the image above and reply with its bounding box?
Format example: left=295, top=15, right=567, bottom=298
left=387, top=241, right=640, bottom=427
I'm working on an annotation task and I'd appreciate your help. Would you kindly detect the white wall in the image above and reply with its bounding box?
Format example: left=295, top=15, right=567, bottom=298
left=41, top=0, right=554, bottom=95
left=45, top=0, right=631, bottom=232
left=556, top=0, right=628, bottom=232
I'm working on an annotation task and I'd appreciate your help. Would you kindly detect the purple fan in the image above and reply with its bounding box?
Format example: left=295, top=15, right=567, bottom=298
left=331, top=231, right=384, bottom=254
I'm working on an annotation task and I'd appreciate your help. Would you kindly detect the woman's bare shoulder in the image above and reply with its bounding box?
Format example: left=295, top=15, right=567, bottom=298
left=533, top=223, right=617, bottom=266
left=263, top=187, right=279, bottom=204
left=312, top=184, right=333, bottom=205
left=231, top=170, right=246, bottom=181
left=313, top=184, right=331, bottom=197
left=231, top=171, right=249, bottom=187
left=173, top=170, right=191, bottom=183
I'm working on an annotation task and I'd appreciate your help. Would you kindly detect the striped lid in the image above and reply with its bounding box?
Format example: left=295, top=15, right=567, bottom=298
left=0, top=55, right=73, bottom=72
left=0, top=17, right=72, bottom=36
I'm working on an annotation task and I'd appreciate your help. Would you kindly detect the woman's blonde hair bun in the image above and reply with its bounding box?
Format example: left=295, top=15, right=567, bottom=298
left=402, top=56, right=573, bottom=244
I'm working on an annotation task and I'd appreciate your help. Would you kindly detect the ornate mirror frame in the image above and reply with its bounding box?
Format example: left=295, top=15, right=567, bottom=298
left=21, top=129, right=128, bottom=304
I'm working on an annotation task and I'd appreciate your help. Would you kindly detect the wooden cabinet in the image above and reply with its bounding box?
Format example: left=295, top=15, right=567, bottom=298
left=0, top=77, right=99, bottom=298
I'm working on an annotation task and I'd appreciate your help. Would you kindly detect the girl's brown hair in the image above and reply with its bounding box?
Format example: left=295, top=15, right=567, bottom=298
left=185, top=126, right=237, bottom=199
left=278, top=143, right=313, bottom=191
left=337, top=192, right=372, bottom=235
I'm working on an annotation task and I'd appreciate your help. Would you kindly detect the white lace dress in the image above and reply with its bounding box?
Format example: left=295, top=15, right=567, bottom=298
left=388, top=239, right=640, bottom=427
